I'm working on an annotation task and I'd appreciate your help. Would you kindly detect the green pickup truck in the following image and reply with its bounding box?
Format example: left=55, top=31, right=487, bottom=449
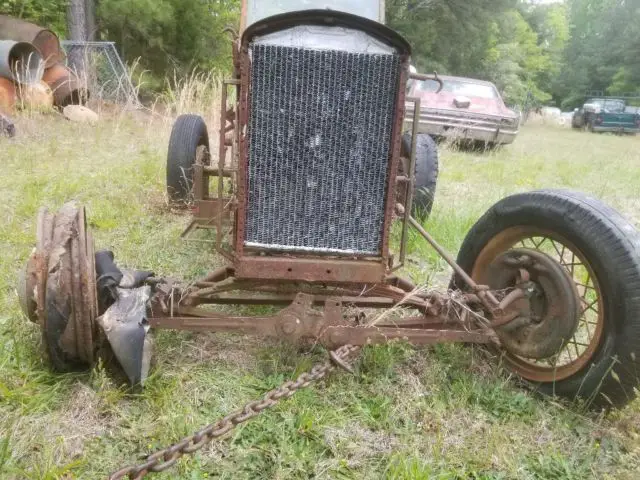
left=571, top=97, right=640, bottom=134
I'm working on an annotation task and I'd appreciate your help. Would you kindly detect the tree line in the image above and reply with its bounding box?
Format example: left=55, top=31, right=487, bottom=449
left=389, top=0, right=640, bottom=109
left=3, top=0, right=639, bottom=108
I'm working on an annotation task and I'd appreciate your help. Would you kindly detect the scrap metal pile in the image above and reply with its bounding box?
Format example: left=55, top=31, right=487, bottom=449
left=0, top=15, right=89, bottom=136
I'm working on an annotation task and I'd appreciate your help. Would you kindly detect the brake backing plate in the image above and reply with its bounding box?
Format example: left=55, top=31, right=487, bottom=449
left=486, top=248, right=580, bottom=359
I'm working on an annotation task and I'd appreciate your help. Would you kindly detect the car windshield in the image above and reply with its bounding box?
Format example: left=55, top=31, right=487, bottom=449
left=415, top=78, right=498, bottom=99
left=246, top=0, right=380, bottom=25
left=587, top=98, right=626, bottom=113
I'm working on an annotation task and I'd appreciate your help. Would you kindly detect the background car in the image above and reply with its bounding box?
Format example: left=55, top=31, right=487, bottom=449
left=405, top=74, right=521, bottom=147
left=571, top=96, right=640, bottom=134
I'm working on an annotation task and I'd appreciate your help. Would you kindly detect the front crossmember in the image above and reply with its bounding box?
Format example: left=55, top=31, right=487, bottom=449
left=149, top=288, right=497, bottom=349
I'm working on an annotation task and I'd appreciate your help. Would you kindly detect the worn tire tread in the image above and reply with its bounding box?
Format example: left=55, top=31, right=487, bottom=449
left=166, top=114, right=209, bottom=203
left=401, top=133, right=439, bottom=218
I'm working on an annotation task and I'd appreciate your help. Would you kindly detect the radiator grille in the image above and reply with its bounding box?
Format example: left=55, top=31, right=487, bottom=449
left=245, top=43, right=400, bottom=255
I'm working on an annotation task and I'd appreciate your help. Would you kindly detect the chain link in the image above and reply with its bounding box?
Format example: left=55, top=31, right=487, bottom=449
left=109, top=344, right=361, bottom=479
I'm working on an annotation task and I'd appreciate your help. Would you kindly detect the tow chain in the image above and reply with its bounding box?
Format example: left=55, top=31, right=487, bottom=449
left=109, top=344, right=361, bottom=479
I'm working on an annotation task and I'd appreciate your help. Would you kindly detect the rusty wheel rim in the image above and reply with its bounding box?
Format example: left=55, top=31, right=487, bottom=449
left=471, top=226, right=604, bottom=382
left=27, top=203, right=98, bottom=368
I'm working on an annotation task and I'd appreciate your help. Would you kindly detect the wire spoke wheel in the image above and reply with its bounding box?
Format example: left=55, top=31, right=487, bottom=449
left=454, top=190, right=640, bottom=408
left=471, top=227, right=604, bottom=382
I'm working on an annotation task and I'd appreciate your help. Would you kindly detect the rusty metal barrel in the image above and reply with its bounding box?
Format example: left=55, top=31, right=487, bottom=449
left=0, top=15, right=62, bottom=67
left=0, top=40, right=43, bottom=84
left=0, top=76, right=16, bottom=111
left=42, top=62, right=88, bottom=107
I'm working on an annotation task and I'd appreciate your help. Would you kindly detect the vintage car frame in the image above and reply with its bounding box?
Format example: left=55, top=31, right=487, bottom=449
left=18, top=6, right=640, bottom=471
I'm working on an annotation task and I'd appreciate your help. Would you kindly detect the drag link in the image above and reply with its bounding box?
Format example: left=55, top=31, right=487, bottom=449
left=395, top=204, right=500, bottom=309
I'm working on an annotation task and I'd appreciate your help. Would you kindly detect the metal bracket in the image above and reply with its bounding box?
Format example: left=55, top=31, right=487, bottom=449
left=391, top=95, right=421, bottom=273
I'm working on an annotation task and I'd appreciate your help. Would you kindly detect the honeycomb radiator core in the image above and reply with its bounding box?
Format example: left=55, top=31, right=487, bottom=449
left=245, top=42, right=400, bottom=255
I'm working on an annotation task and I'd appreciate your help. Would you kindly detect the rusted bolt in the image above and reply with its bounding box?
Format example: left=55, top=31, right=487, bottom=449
left=330, top=330, right=343, bottom=344
left=282, top=320, right=297, bottom=335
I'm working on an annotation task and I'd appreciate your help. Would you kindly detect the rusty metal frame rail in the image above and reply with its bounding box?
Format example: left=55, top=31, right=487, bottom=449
left=150, top=316, right=493, bottom=347
left=391, top=95, right=421, bottom=273
left=217, top=79, right=240, bottom=256
left=149, top=290, right=495, bottom=350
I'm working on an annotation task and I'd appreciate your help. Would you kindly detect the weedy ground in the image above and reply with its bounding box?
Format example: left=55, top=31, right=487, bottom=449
left=1, top=106, right=640, bottom=479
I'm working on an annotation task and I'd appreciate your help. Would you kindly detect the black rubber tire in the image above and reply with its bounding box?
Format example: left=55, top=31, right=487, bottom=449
left=401, top=133, right=439, bottom=218
left=571, top=116, right=581, bottom=129
left=166, top=114, right=209, bottom=203
left=453, top=189, right=640, bottom=408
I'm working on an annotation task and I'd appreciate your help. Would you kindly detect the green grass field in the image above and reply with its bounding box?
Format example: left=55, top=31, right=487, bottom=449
left=1, top=112, right=640, bottom=479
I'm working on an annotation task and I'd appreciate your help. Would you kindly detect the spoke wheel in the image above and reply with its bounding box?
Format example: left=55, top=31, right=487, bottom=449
left=453, top=190, right=640, bottom=408
left=472, top=227, right=604, bottom=382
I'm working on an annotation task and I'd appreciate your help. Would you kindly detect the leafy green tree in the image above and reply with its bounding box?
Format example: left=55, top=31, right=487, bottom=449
left=520, top=3, right=569, bottom=103
left=98, top=0, right=239, bottom=79
left=483, top=9, right=552, bottom=105
left=6, top=0, right=640, bottom=104
left=386, top=0, right=516, bottom=76
left=1, top=0, right=68, bottom=35
left=386, top=0, right=559, bottom=106
left=555, top=0, right=640, bottom=108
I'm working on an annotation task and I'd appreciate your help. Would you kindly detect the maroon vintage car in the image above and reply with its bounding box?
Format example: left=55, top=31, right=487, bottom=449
left=405, top=74, right=521, bottom=146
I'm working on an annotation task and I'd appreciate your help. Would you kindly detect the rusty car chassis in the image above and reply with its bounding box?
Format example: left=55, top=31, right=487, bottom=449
left=16, top=6, right=640, bottom=479
left=21, top=13, right=533, bottom=382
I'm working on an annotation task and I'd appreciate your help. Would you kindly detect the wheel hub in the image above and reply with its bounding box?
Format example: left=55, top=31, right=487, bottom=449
left=486, top=248, right=580, bottom=359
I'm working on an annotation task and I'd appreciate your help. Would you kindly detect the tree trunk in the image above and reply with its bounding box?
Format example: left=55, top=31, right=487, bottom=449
left=67, top=0, right=87, bottom=41
left=85, top=0, right=97, bottom=41
left=67, top=0, right=87, bottom=76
